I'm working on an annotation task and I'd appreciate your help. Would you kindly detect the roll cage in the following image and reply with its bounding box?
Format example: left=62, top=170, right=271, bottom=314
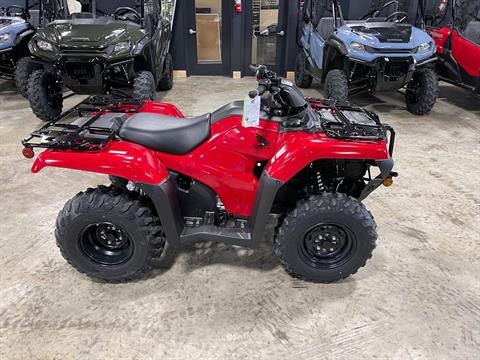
left=301, top=0, right=407, bottom=28
left=422, top=0, right=480, bottom=34
left=301, top=0, right=345, bottom=28
left=75, top=0, right=149, bottom=18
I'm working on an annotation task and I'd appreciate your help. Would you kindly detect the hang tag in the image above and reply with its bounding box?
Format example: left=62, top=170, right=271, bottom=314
left=242, top=96, right=261, bottom=128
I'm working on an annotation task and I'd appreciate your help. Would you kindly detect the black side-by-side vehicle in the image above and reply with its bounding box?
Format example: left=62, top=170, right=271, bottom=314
left=27, top=0, right=174, bottom=121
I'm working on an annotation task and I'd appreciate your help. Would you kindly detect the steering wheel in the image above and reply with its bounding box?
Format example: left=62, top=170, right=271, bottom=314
left=114, top=7, right=141, bottom=24
left=6, top=5, right=26, bottom=17
left=385, top=11, right=409, bottom=23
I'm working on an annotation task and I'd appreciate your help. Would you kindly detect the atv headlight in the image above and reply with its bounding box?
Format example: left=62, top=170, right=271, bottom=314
left=416, top=42, right=432, bottom=53
left=114, top=41, right=130, bottom=53
left=0, top=33, right=11, bottom=42
left=350, top=42, right=365, bottom=52
left=36, top=39, right=53, bottom=52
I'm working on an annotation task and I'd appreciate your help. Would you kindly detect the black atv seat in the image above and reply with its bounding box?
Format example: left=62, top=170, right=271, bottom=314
left=118, top=113, right=211, bottom=155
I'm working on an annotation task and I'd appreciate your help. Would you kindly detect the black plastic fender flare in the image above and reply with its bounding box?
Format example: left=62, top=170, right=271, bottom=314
left=137, top=172, right=284, bottom=249
left=322, top=36, right=348, bottom=82
left=14, top=28, right=35, bottom=47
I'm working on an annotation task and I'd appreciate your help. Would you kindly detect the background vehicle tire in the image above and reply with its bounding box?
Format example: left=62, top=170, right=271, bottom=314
left=405, top=67, right=438, bottom=115
left=55, top=186, right=166, bottom=281
left=14, top=57, right=41, bottom=98
left=27, top=70, right=63, bottom=122
left=295, top=52, right=313, bottom=88
left=324, top=69, right=349, bottom=105
left=274, top=193, right=377, bottom=283
left=133, top=70, right=156, bottom=100
left=157, top=53, right=174, bottom=91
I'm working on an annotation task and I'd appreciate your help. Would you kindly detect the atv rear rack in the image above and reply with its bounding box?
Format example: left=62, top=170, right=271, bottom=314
left=22, top=96, right=144, bottom=152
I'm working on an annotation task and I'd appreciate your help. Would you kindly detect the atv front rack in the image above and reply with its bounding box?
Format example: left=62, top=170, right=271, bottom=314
left=22, top=96, right=144, bottom=152
left=307, top=98, right=395, bottom=156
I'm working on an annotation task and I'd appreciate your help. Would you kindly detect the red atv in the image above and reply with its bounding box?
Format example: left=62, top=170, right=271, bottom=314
left=22, top=66, right=396, bottom=283
left=424, top=0, right=480, bottom=93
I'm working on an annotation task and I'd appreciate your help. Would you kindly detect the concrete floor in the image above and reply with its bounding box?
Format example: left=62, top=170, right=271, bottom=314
left=0, top=77, right=479, bottom=360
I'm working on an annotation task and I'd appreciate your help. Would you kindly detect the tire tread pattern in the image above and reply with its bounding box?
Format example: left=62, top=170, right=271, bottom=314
left=324, top=69, right=349, bottom=106
left=55, top=186, right=166, bottom=282
left=133, top=71, right=157, bottom=101
left=406, top=67, right=438, bottom=115
left=14, top=57, right=41, bottom=98
left=157, top=53, right=174, bottom=91
left=27, top=70, right=63, bottom=122
left=295, top=52, right=313, bottom=88
left=274, top=192, right=377, bottom=283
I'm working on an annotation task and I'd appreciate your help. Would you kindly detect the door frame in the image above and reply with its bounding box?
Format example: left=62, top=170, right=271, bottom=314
left=242, top=0, right=289, bottom=76
left=184, top=0, right=233, bottom=76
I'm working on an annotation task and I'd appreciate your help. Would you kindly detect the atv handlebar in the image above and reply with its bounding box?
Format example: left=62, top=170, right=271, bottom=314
left=248, top=64, right=280, bottom=99
left=249, top=85, right=267, bottom=99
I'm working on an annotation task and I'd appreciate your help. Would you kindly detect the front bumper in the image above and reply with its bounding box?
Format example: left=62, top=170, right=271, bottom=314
left=350, top=55, right=437, bottom=92
left=32, top=54, right=134, bottom=95
left=359, top=125, right=397, bottom=200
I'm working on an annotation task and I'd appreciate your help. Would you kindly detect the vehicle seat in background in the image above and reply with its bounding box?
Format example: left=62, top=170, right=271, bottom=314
left=316, top=17, right=335, bottom=40
left=464, top=21, right=480, bottom=46
left=29, top=9, right=40, bottom=28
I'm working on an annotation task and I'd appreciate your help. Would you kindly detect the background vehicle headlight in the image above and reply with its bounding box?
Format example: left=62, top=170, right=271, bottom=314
left=37, top=39, right=53, bottom=51
left=114, top=41, right=130, bottom=53
left=0, top=33, right=11, bottom=42
left=350, top=42, right=365, bottom=52
left=416, top=42, right=432, bottom=53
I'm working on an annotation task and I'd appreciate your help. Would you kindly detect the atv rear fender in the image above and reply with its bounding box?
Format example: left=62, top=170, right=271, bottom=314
left=32, top=141, right=169, bottom=184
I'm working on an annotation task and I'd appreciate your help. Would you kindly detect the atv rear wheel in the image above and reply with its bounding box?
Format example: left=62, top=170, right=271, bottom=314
left=27, top=70, right=63, bottom=122
left=405, top=67, right=438, bottom=115
left=55, top=186, right=166, bottom=281
left=157, top=53, right=174, bottom=91
left=15, top=57, right=41, bottom=98
left=324, top=69, right=349, bottom=105
left=274, top=193, right=377, bottom=283
left=133, top=70, right=157, bottom=101
left=295, top=52, right=313, bottom=88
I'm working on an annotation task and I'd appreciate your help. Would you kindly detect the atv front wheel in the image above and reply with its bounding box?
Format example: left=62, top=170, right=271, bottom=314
left=133, top=71, right=157, bottom=100
left=324, top=69, right=349, bottom=105
left=157, top=53, right=174, bottom=91
left=55, top=186, right=166, bottom=281
left=405, top=67, right=438, bottom=115
left=295, top=52, right=313, bottom=88
left=15, top=57, right=41, bottom=98
left=274, top=193, right=377, bottom=283
left=27, top=70, right=63, bottom=122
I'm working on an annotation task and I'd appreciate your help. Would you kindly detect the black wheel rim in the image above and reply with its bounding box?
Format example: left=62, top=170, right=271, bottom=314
left=79, top=222, right=134, bottom=266
left=299, top=223, right=356, bottom=270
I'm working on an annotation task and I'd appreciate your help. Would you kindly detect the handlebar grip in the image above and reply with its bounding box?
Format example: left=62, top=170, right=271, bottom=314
left=248, top=85, right=266, bottom=99
left=249, top=65, right=258, bottom=72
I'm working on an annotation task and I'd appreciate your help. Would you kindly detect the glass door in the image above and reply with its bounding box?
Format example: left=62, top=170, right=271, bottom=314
left=185, top=0, right=231, bottom=75
left=246, top=0, right=288, bottom=75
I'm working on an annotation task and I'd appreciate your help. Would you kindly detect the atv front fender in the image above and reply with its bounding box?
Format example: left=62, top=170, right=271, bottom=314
left=266, top=132, right=390, bottom=183
left=32, top=141, right=168, bottom=184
